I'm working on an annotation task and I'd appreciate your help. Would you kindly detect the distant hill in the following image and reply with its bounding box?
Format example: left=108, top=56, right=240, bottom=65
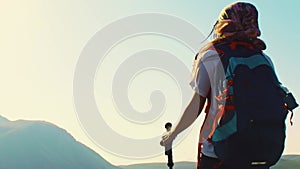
left=0, top=116, right=119, bottom=169
left=120, top=161, right=194, bottom=169
left=1, top=115, right=298, bottom=169
left=271, top=155, right=300, bottom=169
left=121, top=155, right=300, bottom=169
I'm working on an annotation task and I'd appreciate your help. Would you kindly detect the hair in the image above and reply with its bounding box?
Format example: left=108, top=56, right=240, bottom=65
left=165, top=122, right=172, bottom=129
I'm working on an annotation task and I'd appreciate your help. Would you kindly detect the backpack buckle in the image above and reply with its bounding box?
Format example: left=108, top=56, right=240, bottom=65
left=251, top=161, right=267, bottom=166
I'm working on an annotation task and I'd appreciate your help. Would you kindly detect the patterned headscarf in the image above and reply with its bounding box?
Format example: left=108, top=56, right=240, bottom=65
left=213, top=2, right=266, bottom=50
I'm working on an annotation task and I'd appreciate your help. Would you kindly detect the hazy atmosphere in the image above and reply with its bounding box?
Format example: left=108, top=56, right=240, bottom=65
left=0, top=0, right=299, bottom=167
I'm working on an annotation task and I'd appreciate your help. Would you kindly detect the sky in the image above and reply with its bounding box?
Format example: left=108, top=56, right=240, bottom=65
left=1, top=0, right=300, bottom=166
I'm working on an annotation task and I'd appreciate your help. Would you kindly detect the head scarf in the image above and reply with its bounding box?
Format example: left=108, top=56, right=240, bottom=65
left=213, top=2, right=266, bottom=50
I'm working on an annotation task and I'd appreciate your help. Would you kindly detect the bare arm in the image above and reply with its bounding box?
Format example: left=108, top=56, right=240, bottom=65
left=162, top=92, right=206, bottom=145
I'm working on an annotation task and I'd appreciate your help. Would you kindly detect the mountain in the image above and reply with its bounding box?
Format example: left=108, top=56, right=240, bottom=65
left=2, top=116, right=298, bottom=169
left=121, top=155, right=300, bottom=169
left=271, top=155, right=300, bottom=169
left=0, top=116, right=119, bottom=169
left=121, top=161, right=194, bottom=169
left=0, top=115, right=8, bottom=122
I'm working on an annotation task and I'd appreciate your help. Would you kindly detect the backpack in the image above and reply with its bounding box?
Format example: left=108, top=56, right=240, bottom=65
left=209, top=41, right=298, bottom=169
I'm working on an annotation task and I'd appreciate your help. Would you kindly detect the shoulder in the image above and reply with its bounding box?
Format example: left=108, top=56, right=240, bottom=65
left=162, top=131, right=170, bottom=136
left=262, top=52, right=272, bottom=61
left=199, top=50, right=220, bottom=63
left=162, top=131, right=170, bottom=140
left=262, top=53, right=274, bottom=67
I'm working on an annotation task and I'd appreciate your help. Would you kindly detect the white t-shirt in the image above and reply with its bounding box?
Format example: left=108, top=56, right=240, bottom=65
left=162, top=131, right=172, bottom=151
left=190, top=49, right=274, bottom=158
left=162, top=131, right=171, bottom=142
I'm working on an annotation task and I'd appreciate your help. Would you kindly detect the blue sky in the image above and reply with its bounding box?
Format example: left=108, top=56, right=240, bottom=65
left=0, top=0, right=299, bottom=166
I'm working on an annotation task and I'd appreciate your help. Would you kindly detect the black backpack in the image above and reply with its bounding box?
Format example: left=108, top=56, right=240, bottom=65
left=210, top=42, right=298, bottom=169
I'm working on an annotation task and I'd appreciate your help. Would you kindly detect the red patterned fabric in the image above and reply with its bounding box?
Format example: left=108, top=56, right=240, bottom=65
left=215, top=2, right=266, bottom=50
